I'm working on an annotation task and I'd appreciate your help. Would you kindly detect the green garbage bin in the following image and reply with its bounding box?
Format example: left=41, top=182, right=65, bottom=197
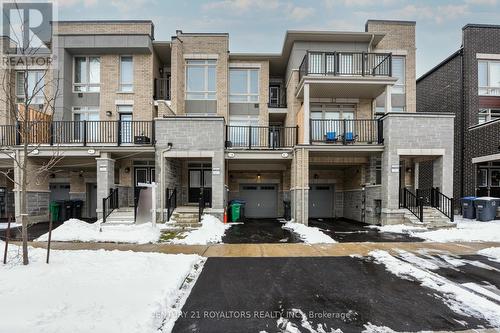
left=49, top=201, right=60, bottom=222
left=231, top=203, right=242, bottom=222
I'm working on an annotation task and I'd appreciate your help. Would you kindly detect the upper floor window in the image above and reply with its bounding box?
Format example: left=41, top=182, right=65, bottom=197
left=230, top=68, right=259, bottom=103
left=392, top=56, right=405, bottom=94
left=478, top=60, right=500, bottom=96
left=16, top=70, right=45, bottom=105
left=186, top=59, right=216, bottom=100
left=310, top=104, right=355, bottom=120
left=478, top=108, right=500, bottom=124
left=74, top=56, right=100, bottom=92
left=119, top=56, right=133, bottom=93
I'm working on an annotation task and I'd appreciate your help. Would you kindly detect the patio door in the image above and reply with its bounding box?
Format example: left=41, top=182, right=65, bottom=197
left=119, top=112, right=133, bottom=144
left=269, top=85, right=280, bottom=106
left=188, top=166, right=212, bottom=207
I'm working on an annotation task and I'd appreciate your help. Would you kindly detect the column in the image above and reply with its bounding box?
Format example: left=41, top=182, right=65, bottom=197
left=291, top=148, right=309, bottom=225
left=96, top=153, right=115, bottom=219
left=384, top=85, right=392, bottom=113
left=414, top=162, right=419, bottom=190
left=303, top=83, right=310, bottom=145
left=433, top=155, right=453, bottom=198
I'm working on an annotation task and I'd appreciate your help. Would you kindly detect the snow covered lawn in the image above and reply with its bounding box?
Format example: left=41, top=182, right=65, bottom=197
left=478, top=247, right=500, bottom=262
left=36, top=219, right=161, bottom=244
left=0, top=242, right=203, bottom=333
left=283, top=221, right=336, bottom=244
left=166, top=215, right=229, bottom=245
left=370, top=216, right=500, bottom=242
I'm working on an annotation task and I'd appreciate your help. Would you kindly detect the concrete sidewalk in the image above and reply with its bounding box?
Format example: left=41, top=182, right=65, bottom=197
left=26, top=241, right=500, bottom=257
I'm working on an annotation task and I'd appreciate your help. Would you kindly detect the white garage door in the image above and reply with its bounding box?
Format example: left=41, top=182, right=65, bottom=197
left=237, top=184, right=278, bottom=218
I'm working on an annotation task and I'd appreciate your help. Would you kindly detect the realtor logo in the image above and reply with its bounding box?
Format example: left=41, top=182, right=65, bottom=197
left=2, top=1, right=53, bottom=54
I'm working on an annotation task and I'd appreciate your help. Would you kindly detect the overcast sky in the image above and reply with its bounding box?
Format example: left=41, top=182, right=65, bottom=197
left=56, top=0, right=500, bottom=77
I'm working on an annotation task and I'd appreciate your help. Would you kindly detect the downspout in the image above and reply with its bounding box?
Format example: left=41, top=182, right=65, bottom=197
left=301, top=147, right=306, bottom=224
left=159, top=146, right=173, bottom=221
left=368, top=33, right=375, bottom=52
left=460, top=49, right=465, bottom=199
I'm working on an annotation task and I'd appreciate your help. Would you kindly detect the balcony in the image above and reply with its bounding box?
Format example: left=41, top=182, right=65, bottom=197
left=299, top=51, right=392, bottom=81
left=310, top=119, right=383, bottom=145
left=225, top=125, right=298, bottom=150
left=154, top=78, right=170, bottom=100
left=0, top=121, right=155, bottom=146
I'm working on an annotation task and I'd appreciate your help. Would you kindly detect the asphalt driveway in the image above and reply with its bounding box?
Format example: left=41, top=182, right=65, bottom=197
left=173, top=255, right=496, bottom=332
left=222, top=219, right=302, bottom=244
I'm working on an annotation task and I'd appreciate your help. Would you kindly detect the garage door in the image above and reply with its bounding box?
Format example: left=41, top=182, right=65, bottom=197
left=49, top=183, right=70, bottom=202
left=237, top=184, right=278, bottom=218
left=309, top=185, right=334, bottom=218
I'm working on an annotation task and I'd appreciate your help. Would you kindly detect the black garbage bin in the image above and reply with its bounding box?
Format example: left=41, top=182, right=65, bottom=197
left=72, top=200, right=83, bottom=219
left=474, top=197, right=500, bottom=222
left=283, top=200, right=291, bottom=221
left=461, top=196, right=477, bottom=219
left=63, top=200, right=74, bottom=220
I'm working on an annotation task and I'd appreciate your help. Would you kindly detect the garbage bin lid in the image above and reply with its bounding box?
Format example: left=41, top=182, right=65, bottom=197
left=461, top=196, right=477, bottom=200
left=475, top=196, right=500, bottom=201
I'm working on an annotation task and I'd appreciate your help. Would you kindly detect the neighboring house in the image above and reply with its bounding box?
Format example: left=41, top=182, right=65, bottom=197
left=417, top=24, right=500, bottom=203
left=0, top=19, right=455, bottom=226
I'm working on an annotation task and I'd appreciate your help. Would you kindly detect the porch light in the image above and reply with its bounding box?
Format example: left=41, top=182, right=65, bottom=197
left=106, top=110, right=112, bottom=117
left=124, top=167, right=130, bottom=173
left=257, top=173, right=261, bottom=180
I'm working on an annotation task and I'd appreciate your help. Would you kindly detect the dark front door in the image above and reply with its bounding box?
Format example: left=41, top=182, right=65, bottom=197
left=120, top=113, right=133, bottom=143
left=188, top=168, right=212, bottom=207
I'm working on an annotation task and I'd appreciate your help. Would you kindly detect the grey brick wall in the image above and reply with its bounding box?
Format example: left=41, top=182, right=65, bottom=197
left=27, top=191, right=49, bottom=221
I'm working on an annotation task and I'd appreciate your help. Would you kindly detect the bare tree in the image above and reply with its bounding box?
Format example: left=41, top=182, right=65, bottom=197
left=0, top=4, right=62, bottom=265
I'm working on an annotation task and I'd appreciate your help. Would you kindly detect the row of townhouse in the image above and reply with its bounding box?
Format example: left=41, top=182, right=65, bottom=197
left=417, top=24, right=500, bottom=206
left=0, top=19, right=455, bottom=226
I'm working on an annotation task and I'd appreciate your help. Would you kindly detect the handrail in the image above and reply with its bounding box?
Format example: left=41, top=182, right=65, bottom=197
left=102, top=188, right=118, bottom=224
left=417, top=187, right=454, bottom=222
left=198, top=188, right=206, bottom=222
left=226, top=125, right=298, bottom=149
left=310, top=119, right=381, bottom=144
left=399, top=188, right=423, bottom=222
left=165, top=188, right=177, bottom=222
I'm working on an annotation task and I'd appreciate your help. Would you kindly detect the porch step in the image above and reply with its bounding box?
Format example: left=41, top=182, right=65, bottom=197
left=168, top=206, right=202, bottom=228
left=403, top=207, right=455, bottom=229
left=104, top=209, right=135, bottom=224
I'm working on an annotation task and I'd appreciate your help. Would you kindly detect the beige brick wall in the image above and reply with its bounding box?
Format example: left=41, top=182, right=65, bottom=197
left=285, top=71, right=301, bottom=128
left=170, top=34, right=229, bottom=117
left=99, top=54, right=155, bottom=121
left=55, top=22, right=153, bottom=36
left=366, top=21, right=416, bottom=113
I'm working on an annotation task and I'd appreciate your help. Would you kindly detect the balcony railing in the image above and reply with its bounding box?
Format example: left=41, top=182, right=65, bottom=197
left=299, top=51, right=392, bottom=81
left=226, top=125, right=298, bottom=149
left=154, top=77, right=170, bottom=100
left=310, top=119, right=383, bottom=145
left=0, top=121, right=155, bottom=146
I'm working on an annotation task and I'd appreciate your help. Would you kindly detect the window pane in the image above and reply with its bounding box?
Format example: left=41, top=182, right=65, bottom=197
left=120, top=56, right=133, bottom=89
left=310, top=111, right=323, bottom=119
left=16, top=72, right=24, bottom=96
left=491, top=169, right=500, bottom=187
left=88, top=57, right=100, bottom=84
left=186, top=66, right=204, bottom=92
left=490, top=62, right=500, bottom=87
left=478, top=61, right=488, bottom=87
left=230, top=69, right=247, bottom=94
left=392, top=56, right=405, bottom=93
left=325, top=112, right=340, bottom=120
left=74, top=57, right=86, bottom=84
left=249, top=69, right=259, bottom=94
left=207, top=66, right=216, bottom=92
left=342, top=112, right=354, bottom=120
left=186, top=92, right=206, bottom=100
left=229, top=95, right=247, bottom=103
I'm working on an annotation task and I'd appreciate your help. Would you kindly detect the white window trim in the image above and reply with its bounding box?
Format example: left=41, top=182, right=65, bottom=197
left=478, top=60, right=500, bottom=96
left=229, top=68, right=260, bottom=103
left=73, top=56, right=101, bottom=93
left=119, top=55, right=134, bottom=93
left=15, top=70, right=45, bottom=105
left=185, top=59, right=217, bottom=100
left=478, top=108, right=500, bottom=124
left=71, top=106, right=100, bottom=121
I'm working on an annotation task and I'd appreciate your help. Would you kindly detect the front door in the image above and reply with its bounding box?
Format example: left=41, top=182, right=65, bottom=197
left=188, top=168, right=212, bottom=206
left=134, top=167, right=154, bottom=187
left=269, top=85, right=280, bottom=106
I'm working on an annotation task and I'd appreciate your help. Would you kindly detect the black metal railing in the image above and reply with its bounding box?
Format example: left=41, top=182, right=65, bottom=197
left=399, top=187, right=423, bottom=222
left=154, top=77, right=170, bottom=100
left=198, top=188, right=206, bottom=222
left=165, top=188, right=177, bottom=222
left=0, top=121, right=155, bottom=146
left=299, top=51, right=392, bottom=81
left=102, top=188, right=119, bottom=224
left=226, top=125, right=298, bottom=149
left=268, top=101, right=287, bottom=108
left=310, top=119, right=382, bottom=144
left=417, top=187, right=454, bottom=222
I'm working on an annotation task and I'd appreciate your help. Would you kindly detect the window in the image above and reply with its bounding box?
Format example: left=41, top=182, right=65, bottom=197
left=186, top=59, right=216, bottom=100
left=74, top=56, right=100, bottom=92
left=478, top=168, right=488, bottom=187
left=392, top=56, right=406, bottom=94
left=15, top=71, right=45, bottom=105
left=375, top=158, right=382, bottom=185
left=478, top=108, right=500, bottom=124
left=230, top=68, right=259, bottom=103
left=119, top=56, right=133, bottom=92
left=228, top=115, right=259, bottom=146
left=478, top=60, right=500, bottom=96
left=72, top=107, right=99, bottom=141
left=118, top=105, right=133, bottom=143
left=491, top=169, right=500, bottom=187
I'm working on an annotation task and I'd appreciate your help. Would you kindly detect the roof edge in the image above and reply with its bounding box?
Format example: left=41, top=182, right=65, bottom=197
left=417, top=48, right=463, bottom=83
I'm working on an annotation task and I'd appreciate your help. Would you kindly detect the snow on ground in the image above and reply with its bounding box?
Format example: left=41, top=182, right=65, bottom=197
left=478, top=247, right=500, bottom=263
left=370, top=250, right=500, bottom=327
left=283, top=221, right=336, bottom=244
left=36, top=219, right=160, bottom=244
left=168, top=215, right=229, bottom=245
left=0, top=222, right=21, bottom=230
left=370, top=216, right=500, bottom=242
left=0, top=241, right=203, bottom=333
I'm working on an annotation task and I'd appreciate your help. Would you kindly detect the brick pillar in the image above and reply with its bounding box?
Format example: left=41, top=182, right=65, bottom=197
left=96, top=154, right=115, bottom=219
left=303, top=83, right=310, bottom=145
left=291, top=148, right=309, bottom=225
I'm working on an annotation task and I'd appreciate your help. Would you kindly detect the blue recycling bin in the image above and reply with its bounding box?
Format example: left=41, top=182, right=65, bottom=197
left=461, top=196, right=477, bottom=219
left=474, top=197, right=500, bottom=222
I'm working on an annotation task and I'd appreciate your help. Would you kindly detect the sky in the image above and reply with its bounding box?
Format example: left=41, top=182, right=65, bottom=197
left=55, top=0, right=500, bottom=77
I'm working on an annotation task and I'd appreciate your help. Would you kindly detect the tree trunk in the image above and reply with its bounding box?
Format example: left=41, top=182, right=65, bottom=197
left=21, top=115, right=29, bottom=265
